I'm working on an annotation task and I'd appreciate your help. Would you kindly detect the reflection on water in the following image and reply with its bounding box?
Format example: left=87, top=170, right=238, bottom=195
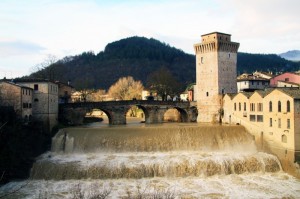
left=1, top=122, right=300, bottom=199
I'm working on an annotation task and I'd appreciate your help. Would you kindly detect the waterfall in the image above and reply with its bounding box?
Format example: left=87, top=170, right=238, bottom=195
left=30, top=125, right=282, bottom=180
left=2, top=124, right=299, bottom=199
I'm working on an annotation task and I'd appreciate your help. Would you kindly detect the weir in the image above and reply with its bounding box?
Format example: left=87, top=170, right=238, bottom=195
left=30, top=125, right=282, bottom=180
left=1, top=124, right=299, bottom=198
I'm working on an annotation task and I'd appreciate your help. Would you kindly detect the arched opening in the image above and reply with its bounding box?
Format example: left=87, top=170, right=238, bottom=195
left=83, top=108, right=110, bottom=126
left=163, top=107, right=188, bottom=122
left=281, top=134, right=287, bottom=143
left=125, top=105, right=146, bottom=124
left=189, top=106, right=198, bottom=122
left=24, top=115, right=28, bottom=123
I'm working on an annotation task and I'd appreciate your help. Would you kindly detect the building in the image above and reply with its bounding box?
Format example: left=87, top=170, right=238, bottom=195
left=0, top=80, right=33, bottom=122
left=194, top=32, right=239, bottom=122
left=14, top=79, right=59, bottom=130
left=237, top=72, right=271, bottom=92
left=270, top=72, right=300, bottom=87
left=223, top=87, right=300, bottom=173
left=56, top=81, right=75, bottom=103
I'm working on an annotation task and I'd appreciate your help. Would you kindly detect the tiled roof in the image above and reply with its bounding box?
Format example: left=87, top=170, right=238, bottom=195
left=0, top=80, right=33, bottom=90
left=277, top=88, right=300, bottom=99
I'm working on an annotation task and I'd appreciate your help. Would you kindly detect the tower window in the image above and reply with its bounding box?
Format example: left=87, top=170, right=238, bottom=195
left=206, top=92, right=209, bottom=97
left=201, top=57, right=204, bottom=64
left=278, top=101, right=281, bottom=112
left=287, top=100, right=290, bottom=112
left=228, top=53, right=230, bottom=58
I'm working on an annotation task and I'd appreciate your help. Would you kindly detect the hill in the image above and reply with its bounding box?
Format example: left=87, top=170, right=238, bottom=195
left=27, top=36, right=300, bottom=90
left=279, top=50, right=300, bottom=62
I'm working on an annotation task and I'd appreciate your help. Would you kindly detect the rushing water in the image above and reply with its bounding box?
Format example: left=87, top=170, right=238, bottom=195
left=0, top=120, right=299, bottom=198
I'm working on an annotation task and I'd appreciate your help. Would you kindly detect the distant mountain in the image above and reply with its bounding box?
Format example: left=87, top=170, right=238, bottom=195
left=27, top=37, right=300, bottom=90
left=279, top=50, right=300, bottom=61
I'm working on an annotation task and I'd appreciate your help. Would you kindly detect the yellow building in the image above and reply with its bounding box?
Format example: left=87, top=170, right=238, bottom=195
left=223, top=88, right=300, bottom=175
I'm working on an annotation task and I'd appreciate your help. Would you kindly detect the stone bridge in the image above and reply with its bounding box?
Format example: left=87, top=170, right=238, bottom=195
left=59, top=100, right=198, bottom=125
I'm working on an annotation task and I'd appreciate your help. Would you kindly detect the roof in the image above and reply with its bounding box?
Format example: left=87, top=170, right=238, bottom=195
left=14, top=78, right=56, bottom=84
left=240, top=92, right=253, bottom=98
left=237, top=73, right=270, bottom=81
left=55, top=81, right=74, bottom=88
left=224, top=93, right=236, bottom=99
left=254, top=90, right=273, bottom=98
left=201, top=32, right=231, bottom=36
left=271, top=72, right=300, bottom=79
left=277, top=80, right=300, bottom=86
left=0, top=79, right=33, bottom=90
left=276, top=88, right=300, bottom=99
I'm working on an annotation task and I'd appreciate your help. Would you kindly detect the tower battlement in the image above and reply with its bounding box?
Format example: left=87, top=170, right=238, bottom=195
left=194, top=32, right=239, bottom=54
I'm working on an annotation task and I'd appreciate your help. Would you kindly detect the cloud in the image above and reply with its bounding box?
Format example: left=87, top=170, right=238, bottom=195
left=0, top=40, right=46, bottom=57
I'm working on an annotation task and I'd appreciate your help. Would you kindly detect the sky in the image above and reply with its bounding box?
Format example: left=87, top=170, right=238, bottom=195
left=0, top=0, right=299, bottom=78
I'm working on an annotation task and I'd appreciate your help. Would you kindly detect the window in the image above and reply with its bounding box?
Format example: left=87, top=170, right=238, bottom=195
left=34, top=84, right=38, bottom=91
left=278, top=101, right=281, bottom=112
left=257, top=115, right=263, bottom=122
left=285, top=78, right=289, bottom=82
left=239, top=103, right=241, bottom=111
left=250, top=103, right=255, bottom=112
left=287, top=101, right=290, bottom=112
left=29, top=103, right=32, bottom=108
left=228, top=53, right=230, bottom=58
left=257, top=103, right=263, bottom=112
left=270, top=118, right=272, bottom=127
left=201, top=57, right=204, bottom=64
left=278, top=118, right=281, bottom=128
left=287, top=119, right=290, bottom=129
left=269, top=101, right=272, bottom=112
left=234, top=103, right=236, bottom=111
left=250, top=115, right=256, bottom=122
left=281, top=134, right=287, bottom=143
left=206, top=92, right=209, bottom=97
left=244, top=102, right=246, bottom=111
left=34, top=98, right=39, bottom=102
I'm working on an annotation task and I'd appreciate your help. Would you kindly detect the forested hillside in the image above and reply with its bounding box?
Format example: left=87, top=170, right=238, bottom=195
left=27, top=36, right=300, bottom=90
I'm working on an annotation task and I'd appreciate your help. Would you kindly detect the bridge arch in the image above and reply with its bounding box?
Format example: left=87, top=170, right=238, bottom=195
left=59, top=100, right=194, bottom=125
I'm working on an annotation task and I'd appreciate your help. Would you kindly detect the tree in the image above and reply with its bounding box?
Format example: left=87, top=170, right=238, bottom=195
left=89, top=89, right=107, bottom=102
left=147, top=67, right=183, bottom=101
left=108, top=76, right=144, bottom=100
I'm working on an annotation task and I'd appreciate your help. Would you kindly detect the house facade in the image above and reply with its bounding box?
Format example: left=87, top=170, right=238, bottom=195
left=237, top=73, right=270, bottom=92
left=15, top=79, right=59, bottom=130
left=56, top=81, right=75, bottom=103
left=0, top=80, right=33, bottom=121
left=270, top=72, right=300, bottom=87
left=223, top=88, right=300, bottom=174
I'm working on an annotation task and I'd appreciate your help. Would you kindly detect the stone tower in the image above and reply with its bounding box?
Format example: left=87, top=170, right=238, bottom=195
left=194, top=32, right=239, bottom=123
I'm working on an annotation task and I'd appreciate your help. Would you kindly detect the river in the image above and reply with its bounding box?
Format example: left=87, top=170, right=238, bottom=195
left=0, top=117, right=299, bottom=198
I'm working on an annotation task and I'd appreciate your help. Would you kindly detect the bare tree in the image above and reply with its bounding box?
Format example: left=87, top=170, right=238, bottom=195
left=108, top=76, right=144, bottom=100
left=147, top=67, right=183, bottom=101
left=89, top=89, right=107, bottom=102
left=29, top=54, right=58, bottom=80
